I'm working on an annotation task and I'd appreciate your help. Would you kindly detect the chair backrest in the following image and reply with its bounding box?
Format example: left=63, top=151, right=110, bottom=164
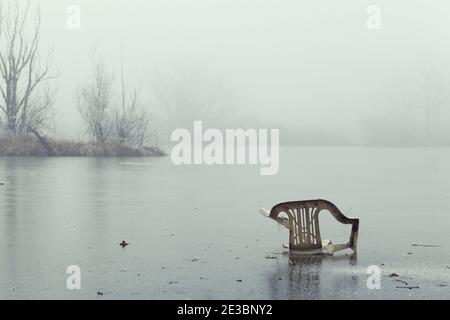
left=269, top=199, right=359, bottom=252
left=270, top=201, right=323, bottom=251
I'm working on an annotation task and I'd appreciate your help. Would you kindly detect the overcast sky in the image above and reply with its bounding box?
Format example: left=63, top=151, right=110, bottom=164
left=15, top=0, right=450, bottom=144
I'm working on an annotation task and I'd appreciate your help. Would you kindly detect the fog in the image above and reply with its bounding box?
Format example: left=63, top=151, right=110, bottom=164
left=27, top=0, right=450, bottom=145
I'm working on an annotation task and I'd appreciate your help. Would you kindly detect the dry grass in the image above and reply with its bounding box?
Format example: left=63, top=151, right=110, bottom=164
left=0, top=136, right=166, bottom=157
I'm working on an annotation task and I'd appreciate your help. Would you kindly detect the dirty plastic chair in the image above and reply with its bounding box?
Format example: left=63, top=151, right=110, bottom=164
left=260, top=199, right=359, bottom=255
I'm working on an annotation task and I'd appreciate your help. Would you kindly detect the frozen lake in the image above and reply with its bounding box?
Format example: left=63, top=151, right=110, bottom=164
left=0, top=146, right=449, bottom=299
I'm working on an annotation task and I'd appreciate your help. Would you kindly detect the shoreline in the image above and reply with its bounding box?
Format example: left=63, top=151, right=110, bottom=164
left=0, top=136, right=166, bottom=157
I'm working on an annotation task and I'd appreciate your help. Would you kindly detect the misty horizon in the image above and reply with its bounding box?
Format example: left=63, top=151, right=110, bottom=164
left=3, top=0, right=450, bottom=147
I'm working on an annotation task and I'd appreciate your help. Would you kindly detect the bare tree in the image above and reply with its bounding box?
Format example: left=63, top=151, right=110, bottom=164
left=114, top=59, right=152, bottom=146
left=76, top=57, right=114, bottom=144
left=0, top=1, right=56, bottom=136
left=135, top=108, right=153, bottom=146
left=77, top=55, right=153, bottom=147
